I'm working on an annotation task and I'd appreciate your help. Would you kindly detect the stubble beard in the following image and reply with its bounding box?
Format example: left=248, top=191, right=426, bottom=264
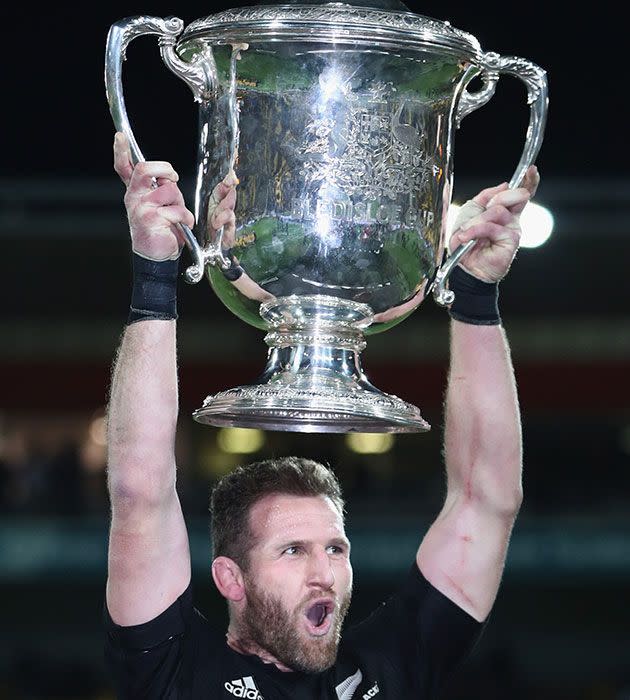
left=240, top=578, right=352, bottom=673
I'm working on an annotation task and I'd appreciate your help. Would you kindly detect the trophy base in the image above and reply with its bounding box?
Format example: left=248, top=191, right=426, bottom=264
left=192, top=379, right=430, bottom=433
left=193, top=295, right=429, bottom=433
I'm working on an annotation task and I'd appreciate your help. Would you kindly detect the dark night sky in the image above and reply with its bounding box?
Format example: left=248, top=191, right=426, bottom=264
left=5, top=4, right=618, bottom=182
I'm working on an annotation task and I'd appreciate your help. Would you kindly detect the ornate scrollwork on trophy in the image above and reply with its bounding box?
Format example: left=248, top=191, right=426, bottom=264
left=455, top=65, right=498, bottom=128
left=116, top=16, right=184, bottom=59
left=481, top=52, right=547, bottom=105
left=161, top=39, right=217, bottom=103
left=184, top=5, right=481, bottom=59
left=265, top=331, right=368, bottom=353
left=197, top=383, right=428, bottom=422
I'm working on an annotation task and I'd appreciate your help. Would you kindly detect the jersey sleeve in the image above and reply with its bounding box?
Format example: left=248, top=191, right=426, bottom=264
left=103, top=584, right=193, bottom=699
left=341, top=563, right=485, bottom=697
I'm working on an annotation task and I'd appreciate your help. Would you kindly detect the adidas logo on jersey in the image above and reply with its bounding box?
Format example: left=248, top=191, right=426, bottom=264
left=363, top=681, right=380, bottom=698
left=224, top=676, right=264, bottom=699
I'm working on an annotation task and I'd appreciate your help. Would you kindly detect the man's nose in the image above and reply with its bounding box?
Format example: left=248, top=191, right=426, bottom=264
left=307, top=548, right=335, bottom=590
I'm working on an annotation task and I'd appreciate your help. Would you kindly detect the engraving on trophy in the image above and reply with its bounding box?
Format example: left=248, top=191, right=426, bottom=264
left=296, top=82, right=434, bottom=202
left=202, top=385, right=420, bottom=411
left=289, top=197, right=435, bottom=229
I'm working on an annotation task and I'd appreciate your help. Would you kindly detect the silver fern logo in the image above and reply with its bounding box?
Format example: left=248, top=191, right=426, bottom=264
left=335, top=669, right=363, bottom=699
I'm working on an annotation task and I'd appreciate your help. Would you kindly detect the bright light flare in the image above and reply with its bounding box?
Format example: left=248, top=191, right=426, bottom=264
left=447, top=201, right=554, bottom=249
left=345, top=432, right=395, bottom=454
left=518, top=202, right=554, bottom=248
left=89, top=416, right=107, bottom=447
left=318, top=67, right=345, bottom=102
left=217, top=427, right=265, bottom=454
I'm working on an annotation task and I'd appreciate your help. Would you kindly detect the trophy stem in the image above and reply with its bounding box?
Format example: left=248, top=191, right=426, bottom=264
left=193, top=295, right=430, bottom=433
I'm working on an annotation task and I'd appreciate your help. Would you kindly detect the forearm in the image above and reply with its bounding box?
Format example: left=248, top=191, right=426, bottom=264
left=107, top=319, right=179, bottom=505
left=444, top=319, right=522, bottom=513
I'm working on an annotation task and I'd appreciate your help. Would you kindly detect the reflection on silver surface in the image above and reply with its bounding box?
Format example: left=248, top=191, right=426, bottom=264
left=105, top=4, right=548, bottom=432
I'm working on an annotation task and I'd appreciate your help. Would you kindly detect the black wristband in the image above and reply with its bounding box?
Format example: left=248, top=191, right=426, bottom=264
left=127, top=253, right=179, bottom=325
left=447, top=265, right=501, bottom=326
left=222, top=249, right=244, bottom=282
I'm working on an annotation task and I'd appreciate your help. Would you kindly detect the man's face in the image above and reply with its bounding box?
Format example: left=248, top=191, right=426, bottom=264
left=240, top=493, right=353, bottom=673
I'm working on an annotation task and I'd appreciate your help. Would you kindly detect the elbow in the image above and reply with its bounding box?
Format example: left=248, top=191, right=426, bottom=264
left=108, top=473, right=177, bottom=516
left=455, top=461, right=523, bottom=519
left=479, top=482, right=523, bottom=519
left=500, top=486, right=523, bottom=518
left=107, top=446, right=177, bottom=511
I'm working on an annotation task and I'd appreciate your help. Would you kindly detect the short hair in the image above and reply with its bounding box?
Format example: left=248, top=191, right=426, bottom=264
left=210, top=456, right=345, bottom=570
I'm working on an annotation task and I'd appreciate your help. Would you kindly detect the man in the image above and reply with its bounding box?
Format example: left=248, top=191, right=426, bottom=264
left=104, top=131, right=538, bottom=698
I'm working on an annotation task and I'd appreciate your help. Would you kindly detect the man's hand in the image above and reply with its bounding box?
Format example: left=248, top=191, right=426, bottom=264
left=448, top=165, right=540, bottom=282
left=113, top=132, right=195, bottom=262
left=207, top=168, right=239, bottom=248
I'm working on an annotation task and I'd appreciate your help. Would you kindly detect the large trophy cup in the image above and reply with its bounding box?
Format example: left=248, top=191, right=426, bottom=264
left=105, top=1, right=547, bottom=433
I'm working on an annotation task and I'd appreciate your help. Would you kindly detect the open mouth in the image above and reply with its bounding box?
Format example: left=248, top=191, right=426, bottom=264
left=305, top=601, right=333, bottom=635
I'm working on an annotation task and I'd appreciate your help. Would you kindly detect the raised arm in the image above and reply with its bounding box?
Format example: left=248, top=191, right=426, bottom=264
left=106, top=133, right=195, bottom=626
left=417, top=167, right=539, bottom=622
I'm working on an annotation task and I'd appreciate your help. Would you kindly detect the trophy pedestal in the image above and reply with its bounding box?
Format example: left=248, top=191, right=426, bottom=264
left=193, top=295, right=430, bottom=433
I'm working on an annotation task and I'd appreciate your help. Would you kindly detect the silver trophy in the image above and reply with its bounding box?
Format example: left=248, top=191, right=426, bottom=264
left=105, top=2, right=547, bottom=433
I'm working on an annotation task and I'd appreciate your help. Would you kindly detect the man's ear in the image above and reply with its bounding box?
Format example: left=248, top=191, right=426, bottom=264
left=212, top=557, right=246, bottom=602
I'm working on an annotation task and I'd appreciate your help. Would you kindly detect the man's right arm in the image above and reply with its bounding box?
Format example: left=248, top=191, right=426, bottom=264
left=106, top=319, right=191, bottom=626
left=105, top=133, right=194, bottom=626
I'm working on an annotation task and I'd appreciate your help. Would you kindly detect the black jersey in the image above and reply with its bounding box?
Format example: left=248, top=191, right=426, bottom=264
left=104, top=563, right=483, bottom=699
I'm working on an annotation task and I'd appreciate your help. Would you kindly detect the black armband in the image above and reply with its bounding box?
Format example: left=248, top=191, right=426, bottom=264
left=447, top=265, right=501, bottom=326
left=127, top=253, right=179, bottom=325
left=221, top=249, right=244, bottom=282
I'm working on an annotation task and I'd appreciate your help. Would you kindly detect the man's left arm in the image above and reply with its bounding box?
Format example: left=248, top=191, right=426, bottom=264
left=417, top=166, right=539, bottom=623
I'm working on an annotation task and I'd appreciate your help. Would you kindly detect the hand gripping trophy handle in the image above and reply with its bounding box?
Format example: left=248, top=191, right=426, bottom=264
left=432, top=51, right=549, bottom=306
left=105, top=16, right=230, bottom=284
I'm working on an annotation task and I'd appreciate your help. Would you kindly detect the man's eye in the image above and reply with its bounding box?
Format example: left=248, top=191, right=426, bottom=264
left=326, top=545, right=344, bottom=555
left=284, top=546, right=300, bottom=555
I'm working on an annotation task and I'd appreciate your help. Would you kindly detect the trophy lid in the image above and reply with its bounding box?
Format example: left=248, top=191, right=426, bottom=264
left=257, top=0, right=413, bottom=9
left=181, top=3, right=481, bottom=61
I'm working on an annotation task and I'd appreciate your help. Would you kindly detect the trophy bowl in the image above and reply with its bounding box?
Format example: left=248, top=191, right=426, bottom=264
left=106, top=3, right=547, bottom=433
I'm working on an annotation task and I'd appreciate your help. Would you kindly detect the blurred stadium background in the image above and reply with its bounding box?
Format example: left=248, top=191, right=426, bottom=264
left=2, top=2, right=629, bottom=698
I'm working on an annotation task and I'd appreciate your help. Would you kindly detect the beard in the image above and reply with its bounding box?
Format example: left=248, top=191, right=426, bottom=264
left=240, top=577, right=352, bottom=673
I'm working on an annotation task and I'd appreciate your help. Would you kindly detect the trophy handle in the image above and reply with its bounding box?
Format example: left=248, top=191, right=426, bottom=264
left=455, top=64, right=499, bottom=126
left=105, top=16, right=230, bottom=284
left=433, top=52, right=548, bottom=306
